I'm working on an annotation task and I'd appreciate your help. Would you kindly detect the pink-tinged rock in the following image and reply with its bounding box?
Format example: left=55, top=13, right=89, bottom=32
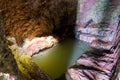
left=71, top=0, right=120, bottom=79
left=19, top=36, right=58, bottom=56
left=66, top=68, right=110, bottom=80
left=66, top=45, right=120, bottom=80
left=76, top=27, right=115, bottom=50
left=67, top=22, right=120, bottom=80
left=66, top=37, right=120, bottom=80
left=0, top=73, right=16, bottom=80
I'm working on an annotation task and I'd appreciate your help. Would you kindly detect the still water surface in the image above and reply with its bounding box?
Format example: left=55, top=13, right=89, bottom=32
left=32, top=38, right=91, bottom=79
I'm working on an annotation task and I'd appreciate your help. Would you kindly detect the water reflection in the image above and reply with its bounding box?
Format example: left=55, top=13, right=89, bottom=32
left=32, top=38, right=91, bottom=79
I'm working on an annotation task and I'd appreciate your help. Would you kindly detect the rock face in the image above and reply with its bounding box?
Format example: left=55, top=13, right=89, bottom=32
left=20, top=36, right=58, bottom=56
left=0, top=0, right=77, bottom=55
left=66, top=0, right=120, bottom=80
left=67, top=26, right=120, bottom=80
left=0, top=0, right=78, bottom=79
left=76, top=27, right=115, bottom=50
left=0, top=8, right=52, bottom=80
left=75, top=0, right=120, bottom=50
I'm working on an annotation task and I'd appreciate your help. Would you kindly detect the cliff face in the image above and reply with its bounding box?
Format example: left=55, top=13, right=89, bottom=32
left=67, top=0, right=120, bottom=80
left=75, top=0, right=120, bottom=50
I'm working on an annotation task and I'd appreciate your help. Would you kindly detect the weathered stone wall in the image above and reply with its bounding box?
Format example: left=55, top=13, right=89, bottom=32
left=67, top=0, right=120, bottom=80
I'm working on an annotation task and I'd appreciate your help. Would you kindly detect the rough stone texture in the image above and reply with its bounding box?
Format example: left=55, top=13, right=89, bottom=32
left=67, top=31, right=120, bottom=80
left=66, top=0, right=120, bottom=80
left=0, top=12, right=18, bottom=80
left=0, top=0, right=77, bottom=56
left=76, top=0, right=120, bottom=50
left=0, top=9, right=51, bottom=80
left=0, top=0, right=77, bottom=46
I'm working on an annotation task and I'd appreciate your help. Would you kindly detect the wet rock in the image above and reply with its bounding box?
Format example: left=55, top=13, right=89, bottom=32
left=20, top=36, right=58, bottom=56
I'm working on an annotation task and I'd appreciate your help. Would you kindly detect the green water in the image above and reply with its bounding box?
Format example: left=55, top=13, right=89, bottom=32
left=32, top=38, right=91, bottom=79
